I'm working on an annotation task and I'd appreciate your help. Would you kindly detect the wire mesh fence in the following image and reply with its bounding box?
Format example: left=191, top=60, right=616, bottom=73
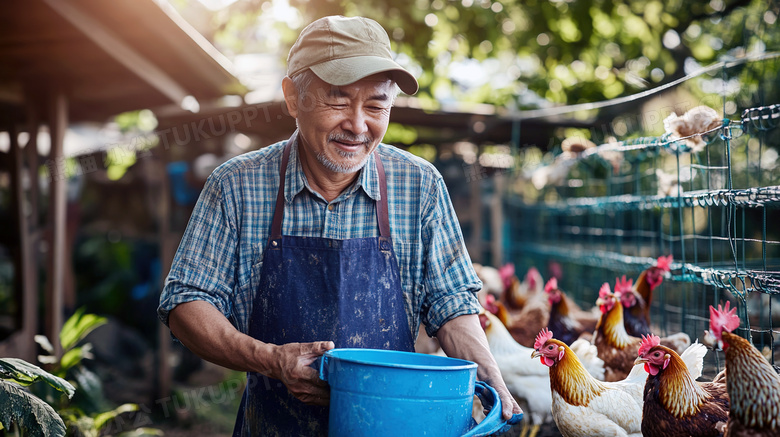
left=503, top=56, right=780, bottom=378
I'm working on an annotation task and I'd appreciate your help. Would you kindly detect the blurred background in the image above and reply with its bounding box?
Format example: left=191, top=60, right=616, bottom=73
left=0, top=0, right=778, bottom=435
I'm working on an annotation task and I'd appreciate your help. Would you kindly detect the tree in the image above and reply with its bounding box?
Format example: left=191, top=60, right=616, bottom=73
left=190, top=0, right=778, bottom=110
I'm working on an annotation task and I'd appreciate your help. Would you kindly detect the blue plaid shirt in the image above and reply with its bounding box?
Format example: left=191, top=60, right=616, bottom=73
left=158, top=135, right=482, bottom=340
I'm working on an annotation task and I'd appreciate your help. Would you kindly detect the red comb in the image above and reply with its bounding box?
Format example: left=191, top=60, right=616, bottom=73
left=709, top=301, right=740, bottom=339
left=535, top=328, right=554, bottom=350
left=544, top=278, right=558, bottom=294
left=638, top=334, right=661, bottom=356
left=614, top=276, right=634, bottom=294
left=598, top=282, right=612, bottom=300
left=656, top=255, right=673, bottom=272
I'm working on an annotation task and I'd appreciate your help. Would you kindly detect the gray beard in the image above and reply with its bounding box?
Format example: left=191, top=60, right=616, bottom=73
left=316, top=149, right=370, bottom=174
left=316, top=132, right=374, bottom=174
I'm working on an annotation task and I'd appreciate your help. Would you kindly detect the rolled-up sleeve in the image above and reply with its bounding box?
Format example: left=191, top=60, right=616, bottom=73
left=420, top=178, right=482, bottom=337
left=158, top=172, right=238, bottom=328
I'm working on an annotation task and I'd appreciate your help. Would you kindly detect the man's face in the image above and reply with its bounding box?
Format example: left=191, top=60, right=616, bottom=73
left=285, top=73, right=394, bottom=175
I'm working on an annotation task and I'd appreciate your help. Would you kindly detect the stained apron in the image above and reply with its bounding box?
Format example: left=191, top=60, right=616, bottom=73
left=233, top=139, right=415, bottom=436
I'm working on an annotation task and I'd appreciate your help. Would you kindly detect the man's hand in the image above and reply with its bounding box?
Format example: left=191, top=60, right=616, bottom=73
left=271, top=341, right=335, bottom=406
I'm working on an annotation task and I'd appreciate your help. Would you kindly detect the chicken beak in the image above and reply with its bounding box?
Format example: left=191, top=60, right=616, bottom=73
left=634, top=356, right=647, bottom=366
left=531, top=350, right=541, bottom=359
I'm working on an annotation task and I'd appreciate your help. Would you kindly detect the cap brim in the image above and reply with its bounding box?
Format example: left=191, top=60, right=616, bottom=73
left=309, top=55, right=419, bottom=95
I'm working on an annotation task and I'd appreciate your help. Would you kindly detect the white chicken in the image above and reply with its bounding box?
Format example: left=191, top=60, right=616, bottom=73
left=479, top=310, right=604, bottom=437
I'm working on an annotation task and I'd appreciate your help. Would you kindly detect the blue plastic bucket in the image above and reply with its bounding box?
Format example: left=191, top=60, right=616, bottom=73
left=319, top=348, right=521, bottom=436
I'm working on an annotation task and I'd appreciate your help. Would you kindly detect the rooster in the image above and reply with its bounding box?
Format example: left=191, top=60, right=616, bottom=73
left=480, top=310, right=603, bottom=437
left=622, top=255, right=673, bottom=337
left=545, top=277, right=599, bottom=345
left=707, top=302, right=780, bottom=436
left=532, top=328, right=646, bottom=436
left=593, top=281, right=690, bottom=382
left=635, top=334, right=729, bottom=437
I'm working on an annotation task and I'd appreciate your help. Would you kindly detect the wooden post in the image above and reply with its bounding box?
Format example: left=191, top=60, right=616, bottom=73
left=157, top=140, right=173, bottom=399
left=45, top=92, right=68, bottom=357
left=469, top=166, right=483, bottom=264
left=25, top=110, right=41, bottom=355
left=490, top=172, right=505, bottom=266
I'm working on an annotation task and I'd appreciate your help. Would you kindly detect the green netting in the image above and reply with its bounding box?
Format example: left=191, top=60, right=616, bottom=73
left=503, top=56, right=780, bottom=376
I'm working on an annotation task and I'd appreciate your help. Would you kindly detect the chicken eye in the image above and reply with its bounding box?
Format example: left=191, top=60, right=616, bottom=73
left=547, top=345, right=554, bottom=350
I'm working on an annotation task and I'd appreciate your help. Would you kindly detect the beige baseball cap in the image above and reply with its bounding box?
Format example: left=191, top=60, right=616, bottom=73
left=287, top=16, right=419, bottom=95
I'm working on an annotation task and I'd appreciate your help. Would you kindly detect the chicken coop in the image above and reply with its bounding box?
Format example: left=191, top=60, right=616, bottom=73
left=502, top=52, right=780, bottom=379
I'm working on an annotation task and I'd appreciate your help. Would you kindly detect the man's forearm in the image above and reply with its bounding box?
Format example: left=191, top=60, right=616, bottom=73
left=436, top=314, right=503, bottom=382
left=436, top=313, right=521, bottom=419
left=168, top=300, right=277, bottom=375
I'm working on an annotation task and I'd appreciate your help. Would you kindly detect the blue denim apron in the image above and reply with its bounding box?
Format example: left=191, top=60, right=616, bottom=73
left=233, top=139, right=415, bottom=436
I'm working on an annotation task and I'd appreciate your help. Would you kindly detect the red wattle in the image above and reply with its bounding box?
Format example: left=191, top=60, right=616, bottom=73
left=644, top=363, right=659, bottom=375
left=542, top=356, right=555, bottom=367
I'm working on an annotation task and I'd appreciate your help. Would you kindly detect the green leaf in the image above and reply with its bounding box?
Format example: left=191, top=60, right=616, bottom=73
left=94, top=403, right=138, bottom=431
left=59, top=343, right=93, bottom=373
left=0, top=358, right=75, bottom=398
left=0, top=380, right=67, bottom=437
left=60, top=307, right=107, bottom=351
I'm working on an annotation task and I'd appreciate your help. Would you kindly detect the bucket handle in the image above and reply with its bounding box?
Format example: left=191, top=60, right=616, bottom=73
left=318, top=355, right=328, bottom=382
left=462, top=381, right=523, bottom=437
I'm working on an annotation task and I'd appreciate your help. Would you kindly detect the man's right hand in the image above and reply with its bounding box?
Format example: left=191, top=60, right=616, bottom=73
left=271, top=341, right=335, bottom=406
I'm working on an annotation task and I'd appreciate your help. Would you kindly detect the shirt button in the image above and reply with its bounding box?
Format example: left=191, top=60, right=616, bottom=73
left=328, top=204, right=334, bottom=211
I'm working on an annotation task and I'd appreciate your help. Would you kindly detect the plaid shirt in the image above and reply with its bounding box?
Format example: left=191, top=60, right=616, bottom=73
left=158, top=135, right=482, bottom=340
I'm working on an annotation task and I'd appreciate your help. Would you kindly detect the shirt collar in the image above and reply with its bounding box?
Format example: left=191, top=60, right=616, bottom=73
left=283, top=131, right=381, bottom=203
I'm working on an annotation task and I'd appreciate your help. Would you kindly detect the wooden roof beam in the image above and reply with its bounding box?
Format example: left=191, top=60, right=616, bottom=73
left=42, top=0, right=195, bottom=110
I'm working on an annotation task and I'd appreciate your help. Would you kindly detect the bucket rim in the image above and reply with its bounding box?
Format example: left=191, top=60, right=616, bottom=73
left=323, top=348, right=478, bottom=371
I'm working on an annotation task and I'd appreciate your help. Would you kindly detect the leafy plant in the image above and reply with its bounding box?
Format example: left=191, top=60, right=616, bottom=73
left=6, top=307, right=161, bottom=437
left=0, top=357, right=75, bottom=436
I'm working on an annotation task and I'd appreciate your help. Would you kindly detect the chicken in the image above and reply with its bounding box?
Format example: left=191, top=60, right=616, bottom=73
left=623, top=255, right=673, bottom=338
left=636, top=334, right=729, bottom=437
left=528, top=137, right=597, bottom=190
left=545, top=277, right=599, bottom=345
left=485, top=266, right=550, bottom=347
left=504, top=266, right=544, bottom=310
left=532, top=328, right=646, bottom=436
left=663, top=105, right=722, bottom=153
left=707, top=302, right=780, bottom=436
left=480, top=311, right=604, bottom=437
left=485, top=293, right=549, bottom=348
left=593, top=281, right=690, bottom=382
left=472, top=263, right=504, bottom=298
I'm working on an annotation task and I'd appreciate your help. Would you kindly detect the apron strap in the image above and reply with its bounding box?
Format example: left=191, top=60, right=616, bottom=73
left=270, top=138, right=391, bottom=239
left=374, top=151, right=391, bottom=238
left=270, top=140, right=293, bottom=240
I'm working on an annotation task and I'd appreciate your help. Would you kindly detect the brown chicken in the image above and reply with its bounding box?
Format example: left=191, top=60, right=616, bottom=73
left=708, top=302, right=780, bottom=436
left=545, top=277, right=599, bottom=345
left=593, top=280, right=691, bottom=382
left=503, top=266, right=544, bottom=309
left=484, top=293, right=549, bottom=348
left=636, top=334, right=730, bottom=437
left=623, top=255, right=673, bottom=337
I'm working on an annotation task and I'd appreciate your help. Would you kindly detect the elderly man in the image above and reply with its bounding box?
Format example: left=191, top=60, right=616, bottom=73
left=158, top=15, right=521, bottom=435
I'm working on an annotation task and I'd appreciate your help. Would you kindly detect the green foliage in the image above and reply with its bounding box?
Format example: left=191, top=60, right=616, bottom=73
left=0, top=356, right=75, bottom=437
left=26, top=308, right=159, bottom=436
left=59, top=308, right=107, bottom=353
left=0, top=380, right=67, bottom=437
left=0, top=358, right=75, bottom=398
left=192, top=0, right=778, bottom=111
